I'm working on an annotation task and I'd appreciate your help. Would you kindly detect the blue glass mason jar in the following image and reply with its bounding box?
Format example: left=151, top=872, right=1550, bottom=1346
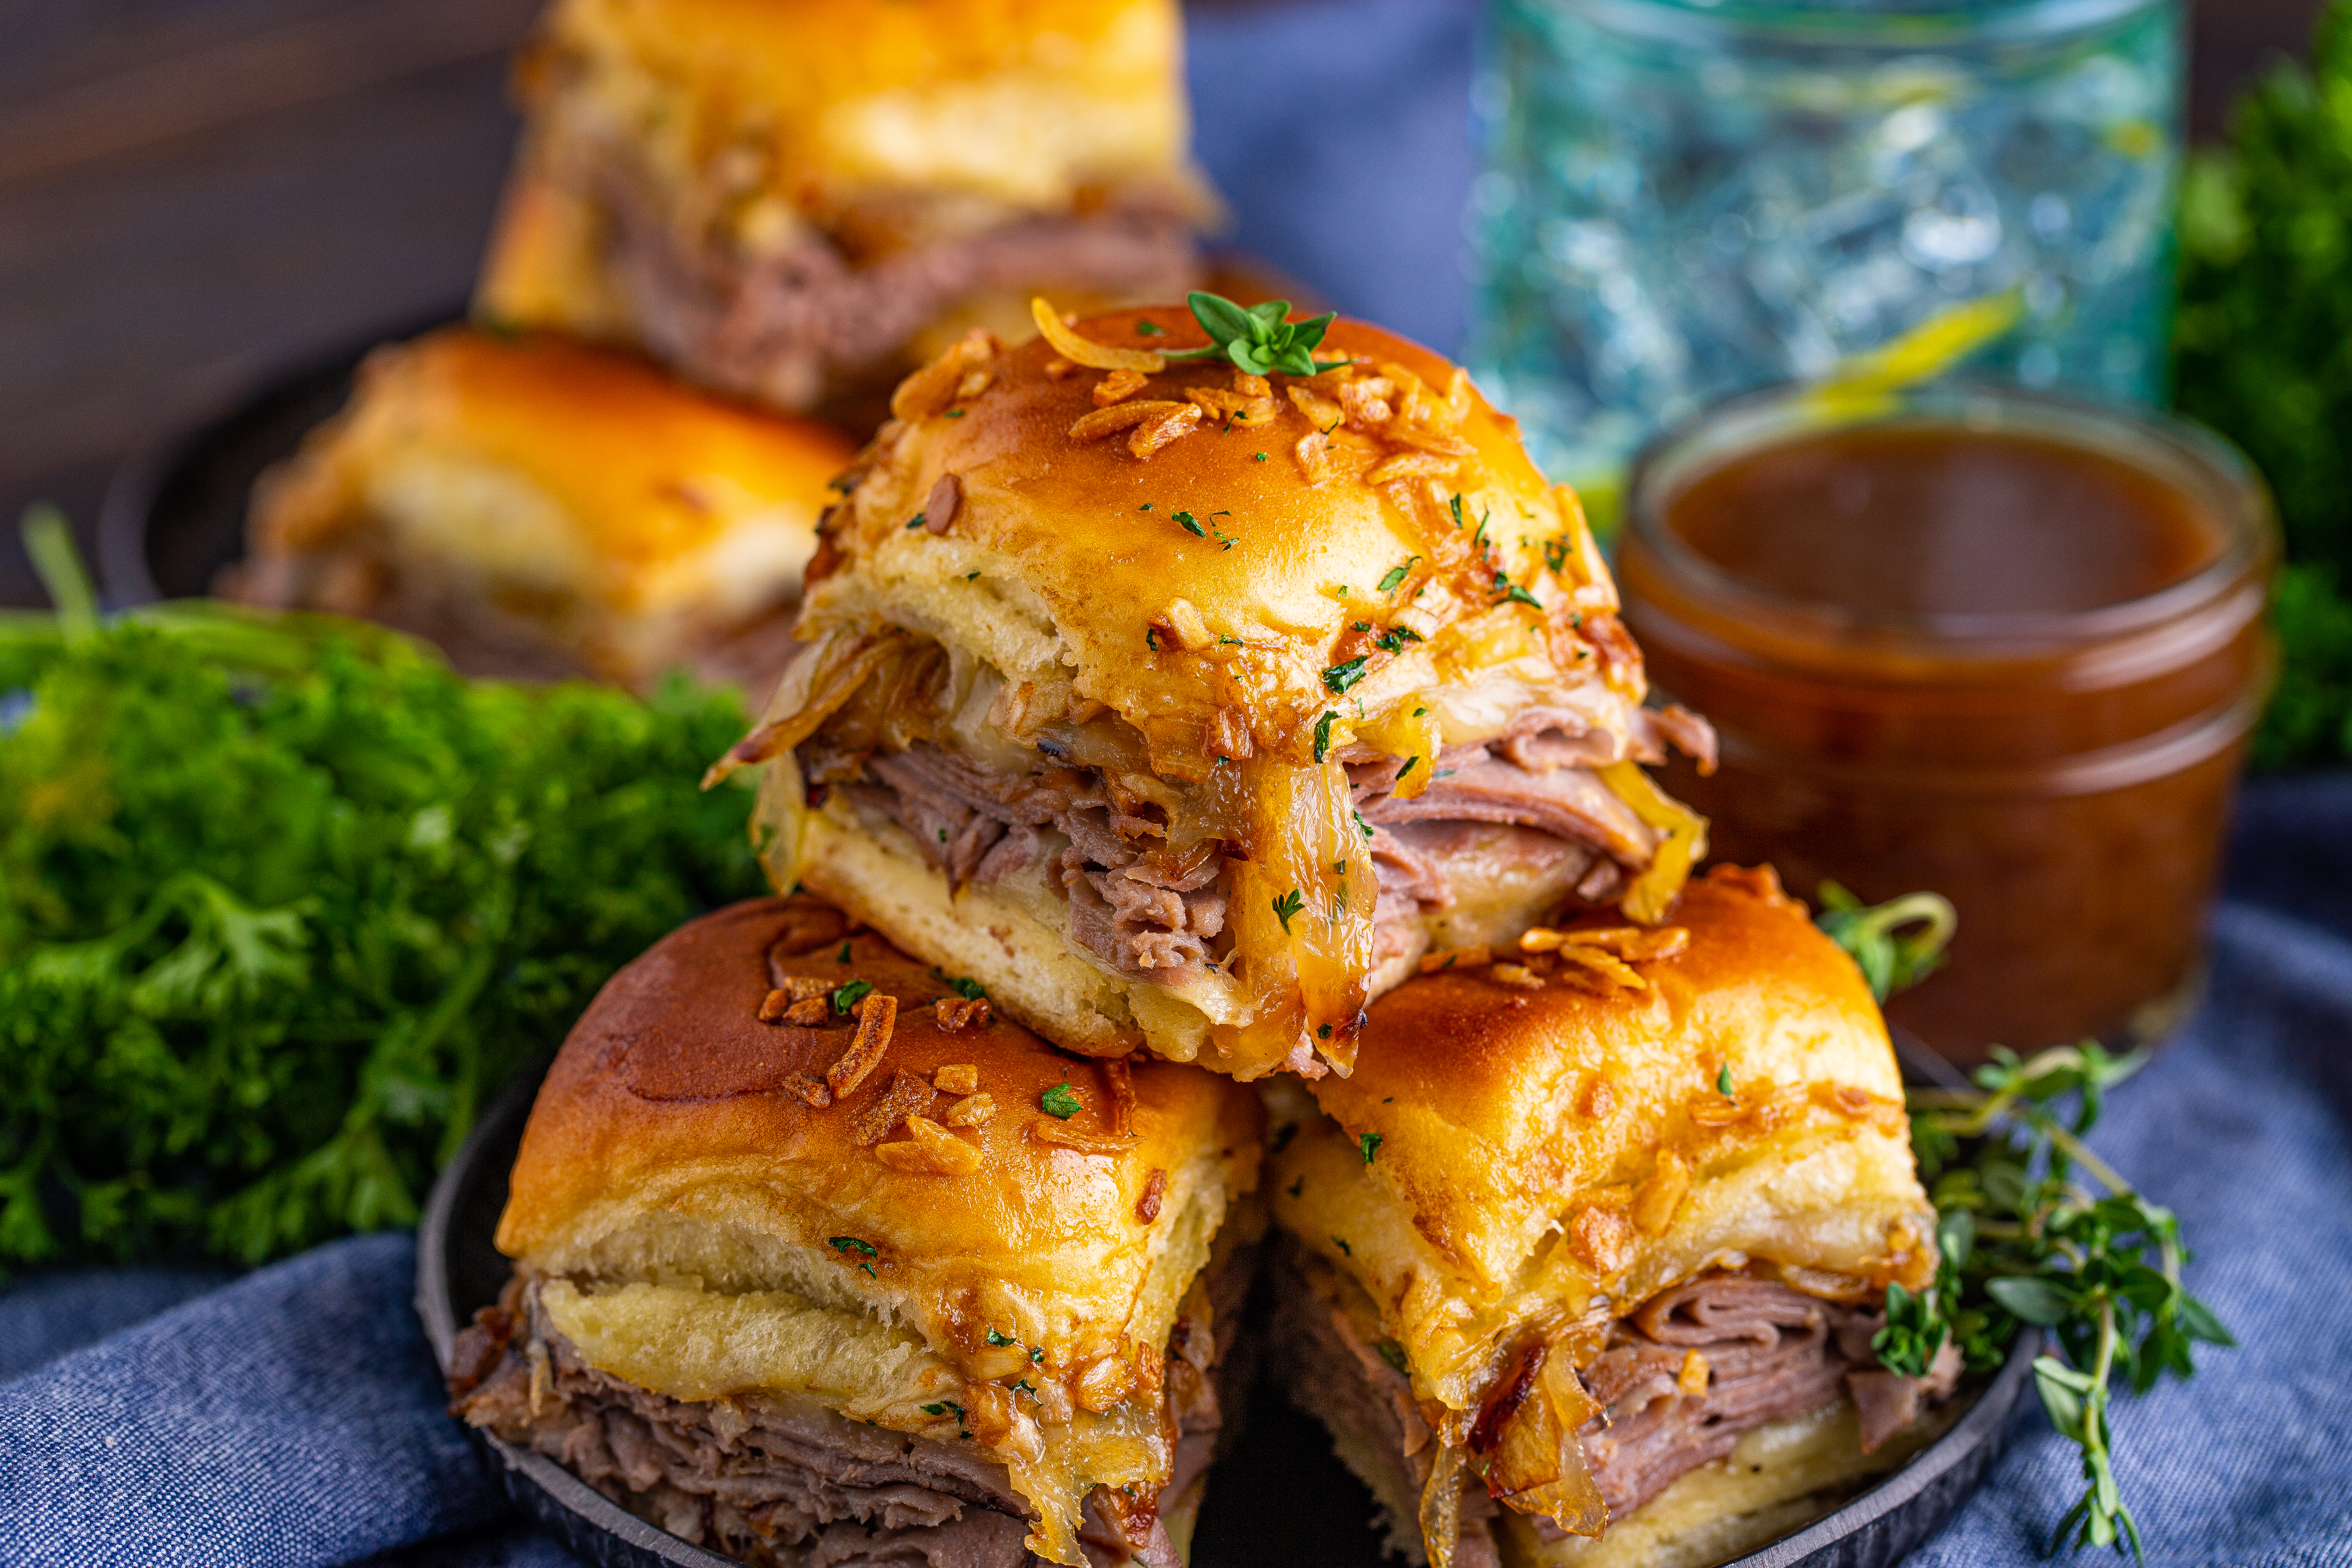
left=1465, top=0, right=2185, bottom=496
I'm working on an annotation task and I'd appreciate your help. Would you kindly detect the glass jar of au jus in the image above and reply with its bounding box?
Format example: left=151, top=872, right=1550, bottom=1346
left=1618, top=383, right=2275, bottom=1063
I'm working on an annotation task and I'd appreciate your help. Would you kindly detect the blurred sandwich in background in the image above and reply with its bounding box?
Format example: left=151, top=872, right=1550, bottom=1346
left=478, top=0, right=1215, bottom=419
left=225, top=325, right=855, bottom=693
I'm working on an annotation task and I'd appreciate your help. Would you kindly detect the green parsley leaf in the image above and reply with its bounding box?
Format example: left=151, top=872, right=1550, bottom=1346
left=1331, top=1235, right=1352, bottom=1257
left=1322, top=657, right=1369, bottom=694
left=1159, top=291, right=1347, bottom=377
left=838, top=941, right=853, bottom=963
left=1544, top=538, right=1571, bottom=574
left=1717, top=1064, right=1734, bottom=1096
left=1360, top=1132, right=1383, bottom=1165
left=832, top=980, right=875, bottom=1015
left=944, top=409, right=965, bottom=418
left=985, top=1328, right=1017, bottom=1346
left=1135, top=320, right=1164, bottom=336
left=1254, top=452, right=1268, bottom=461
left=1375, top=1340, right=1410, bottom=1375
left=1173, top=510, right=1207, bottom=538
left=1500, top=584, right=1541, bottom=608
left=1375, top=626, right=1423, bottom=653
left=829, top=1236, right=879, bottom=1256
left=1272, top=889, right=1306, bottom=933
left=1396, top=756, right=1418, bottom=782
left=1040, top=1081, right=1082, bottom=1119
left=1313, top=709, right=1338, bottom=763
left=906, top=513, right=927, bottom=530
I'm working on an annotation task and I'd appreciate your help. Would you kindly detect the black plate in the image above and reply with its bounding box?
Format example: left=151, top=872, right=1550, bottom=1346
left=418, top=1071, right=2037, bottom=1568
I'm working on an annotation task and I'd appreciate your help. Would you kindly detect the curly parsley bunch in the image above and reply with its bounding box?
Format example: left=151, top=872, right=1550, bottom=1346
left=0, top=523, right=764, bottom=1269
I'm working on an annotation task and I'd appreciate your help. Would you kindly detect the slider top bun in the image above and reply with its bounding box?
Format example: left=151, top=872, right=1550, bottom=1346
left=528, top=0, right=1200, bottom=221
left=498, top=894, right=1263, bottom=1389
left=253, top=327, right=854, bottom=607
left=741, top=307, right=1640, bottom=789
left=1270, top=866, right=1935, bottom=1412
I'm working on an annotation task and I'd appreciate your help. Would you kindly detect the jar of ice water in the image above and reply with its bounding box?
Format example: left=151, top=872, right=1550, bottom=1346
left=1466, top=0, right=2184, bottom=500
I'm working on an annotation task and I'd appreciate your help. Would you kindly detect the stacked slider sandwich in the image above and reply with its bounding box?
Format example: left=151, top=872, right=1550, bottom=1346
left=707, top=300, right=1718, bottom=1080
left=444, top=299, right=1965, bottom=1568
left=450, top=895, right=1265, bottom=1567
left=481, top=0, right=1214, bottom=416
left=231, top=327, right=854, bottom=692
left=1263, top=865, right=1962, bottom=1568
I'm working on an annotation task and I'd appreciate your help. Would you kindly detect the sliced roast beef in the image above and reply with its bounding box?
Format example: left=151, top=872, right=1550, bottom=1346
left=451, top=1274, right=1222, bottom=1568
left=824, top=702, right=1711, bottom=990
left=1571, top=1274, right=1958, bottom=1521
left=571, top=142, right=1199, bottom=411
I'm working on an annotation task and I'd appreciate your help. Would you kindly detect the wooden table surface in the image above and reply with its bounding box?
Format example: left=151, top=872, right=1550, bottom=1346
left=0, top=0, right=2326, bottom=609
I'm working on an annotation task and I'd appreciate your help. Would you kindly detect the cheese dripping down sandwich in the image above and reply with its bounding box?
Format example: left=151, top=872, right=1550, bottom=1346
left=1263, top=866, right=1962, bottom=1568
left=231, top=327, right=855, bottom=692
left=706, top=303, right=1715, bottom=1081
left=448, top=895, right=1265, bottom=1568
left=480, top=0, right=1213, bottom=417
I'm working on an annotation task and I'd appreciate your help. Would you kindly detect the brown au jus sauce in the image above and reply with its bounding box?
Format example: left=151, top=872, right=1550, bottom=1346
left=1619, top=384, right=2277, bottom=1063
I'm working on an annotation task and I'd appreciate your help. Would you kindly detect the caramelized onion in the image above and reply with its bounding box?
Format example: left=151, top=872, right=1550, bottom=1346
left=1597, top=761, right=1707, bottom=925
left=1030, top=298, right=1166, bottom=374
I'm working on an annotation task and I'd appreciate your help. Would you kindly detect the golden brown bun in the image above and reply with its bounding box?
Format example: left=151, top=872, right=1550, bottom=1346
left=797, top=309, right=1632, bottom=778
left=1269, top=866, right=1934, bottom=1413
left=236, top=327, right=854, bottom=689
left=498, top=895, right=1263, bottom=1378
left=525, top=0, right=1199, bottom=220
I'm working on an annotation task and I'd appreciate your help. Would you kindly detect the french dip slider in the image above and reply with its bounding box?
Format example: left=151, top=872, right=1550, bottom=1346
left=232, top=327, right=854, bottom=691
left=449, top=895, right=1264, bottom=1567
left=709, top=302, right=1715, bottom=1080
left=1265, top=866, right=1961, bottom=1568
left=481, top=0, right=1211, bottom=415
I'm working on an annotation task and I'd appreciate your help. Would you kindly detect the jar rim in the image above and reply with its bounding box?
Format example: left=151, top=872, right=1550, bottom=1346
left=1621, top=378, right=2278, bottom=653
left=1544, top=0, right=2169, bottom=50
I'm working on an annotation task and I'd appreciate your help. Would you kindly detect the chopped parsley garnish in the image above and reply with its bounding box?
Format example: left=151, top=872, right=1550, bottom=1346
left=920, top=1401, right=971, bottom=1437
left=1717, top=1064, right=1735, bottom=1096
left=1375, top=626, right=1423, bottom=653
left=837, top=941, right=853, bottom=963
left=1254, top=452, right=1268, bottom=461
left=1159, top=291, right=1346, bottom=377
left=1544, top=537, right=1571, bottom=574
left=1139, top=503, right=1153, bottom=511
left=1313, top=709, right=1338, bottom=763
left=1378, top=557, right=1419, bottom=593
left=829, top=1236, right=879, bottom=1256
left=1288, top=1176, right=1306, bottom=1199
left=1318, top=1023, right=1333, bottom=1039
left=1500, top=584, right=1541, bottom=608
left=1135, top=320, right=1164, bottom=336
left=1353, top=621, right=1371, bottom=632
left=1396, top=756, right=1419, bottom=782
left=1361, top=1132, right=1383, bottom=1165
left=1272, top=889, right=1306, bottom=933
left=986, top=1328, right=1017, bottom=1346
left=832, top=980, right=874, bottom=1015
left=940, top=974, right=987, bottom=1001
left=965, top=571, right=981, bottom=581
left=1449, top=493, right=1466, bottom=528
left=1332, top=1235, right=1353, bottom=1257
left=1354, top=809, right=1374, bottom=840
left=1145, top=628, right=1159, bottom=650
left=1173, top=510, right=1207, bottom=538
left=1040, top=1081, right=1083, bottom=1119
left=944, top=409, right=965, bottom=418
left=1031, top=1347, right=1045, bottom=1364
left=1322, top=657, right=1369, bottom=694
left=906, top=513, right=927, bottom=530
left=1376, top=1340, right=1410, bottom=1375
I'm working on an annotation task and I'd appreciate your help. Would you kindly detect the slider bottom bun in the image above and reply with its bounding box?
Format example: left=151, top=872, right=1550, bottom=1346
left=447, top=896, right=1265, bottom=1567
left=793, top=780, right=1597, bottom=1070
left=1269, top=1244, right=1960, bottom=1568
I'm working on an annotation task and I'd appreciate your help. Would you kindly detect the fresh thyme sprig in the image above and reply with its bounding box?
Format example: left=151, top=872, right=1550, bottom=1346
left=1815, top=880, right=1955, bottom=1001
left=1815, top=891, right=2235, bottom=1560
left=1162, top=291, right=1348, bottom=377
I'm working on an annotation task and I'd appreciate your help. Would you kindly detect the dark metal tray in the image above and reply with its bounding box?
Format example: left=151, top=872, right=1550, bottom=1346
left=418, top=1071, right=2036, bottom=1568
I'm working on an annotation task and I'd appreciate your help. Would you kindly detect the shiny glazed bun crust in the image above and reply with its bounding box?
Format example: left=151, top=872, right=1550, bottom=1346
left=1269, top=865, right=1936, bottom=1412
left=497, top=896, right=1263, bottom=1375
left=520, top=0, right=1200, bottom=220
left=797, top=308, right=1633, bottom=780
